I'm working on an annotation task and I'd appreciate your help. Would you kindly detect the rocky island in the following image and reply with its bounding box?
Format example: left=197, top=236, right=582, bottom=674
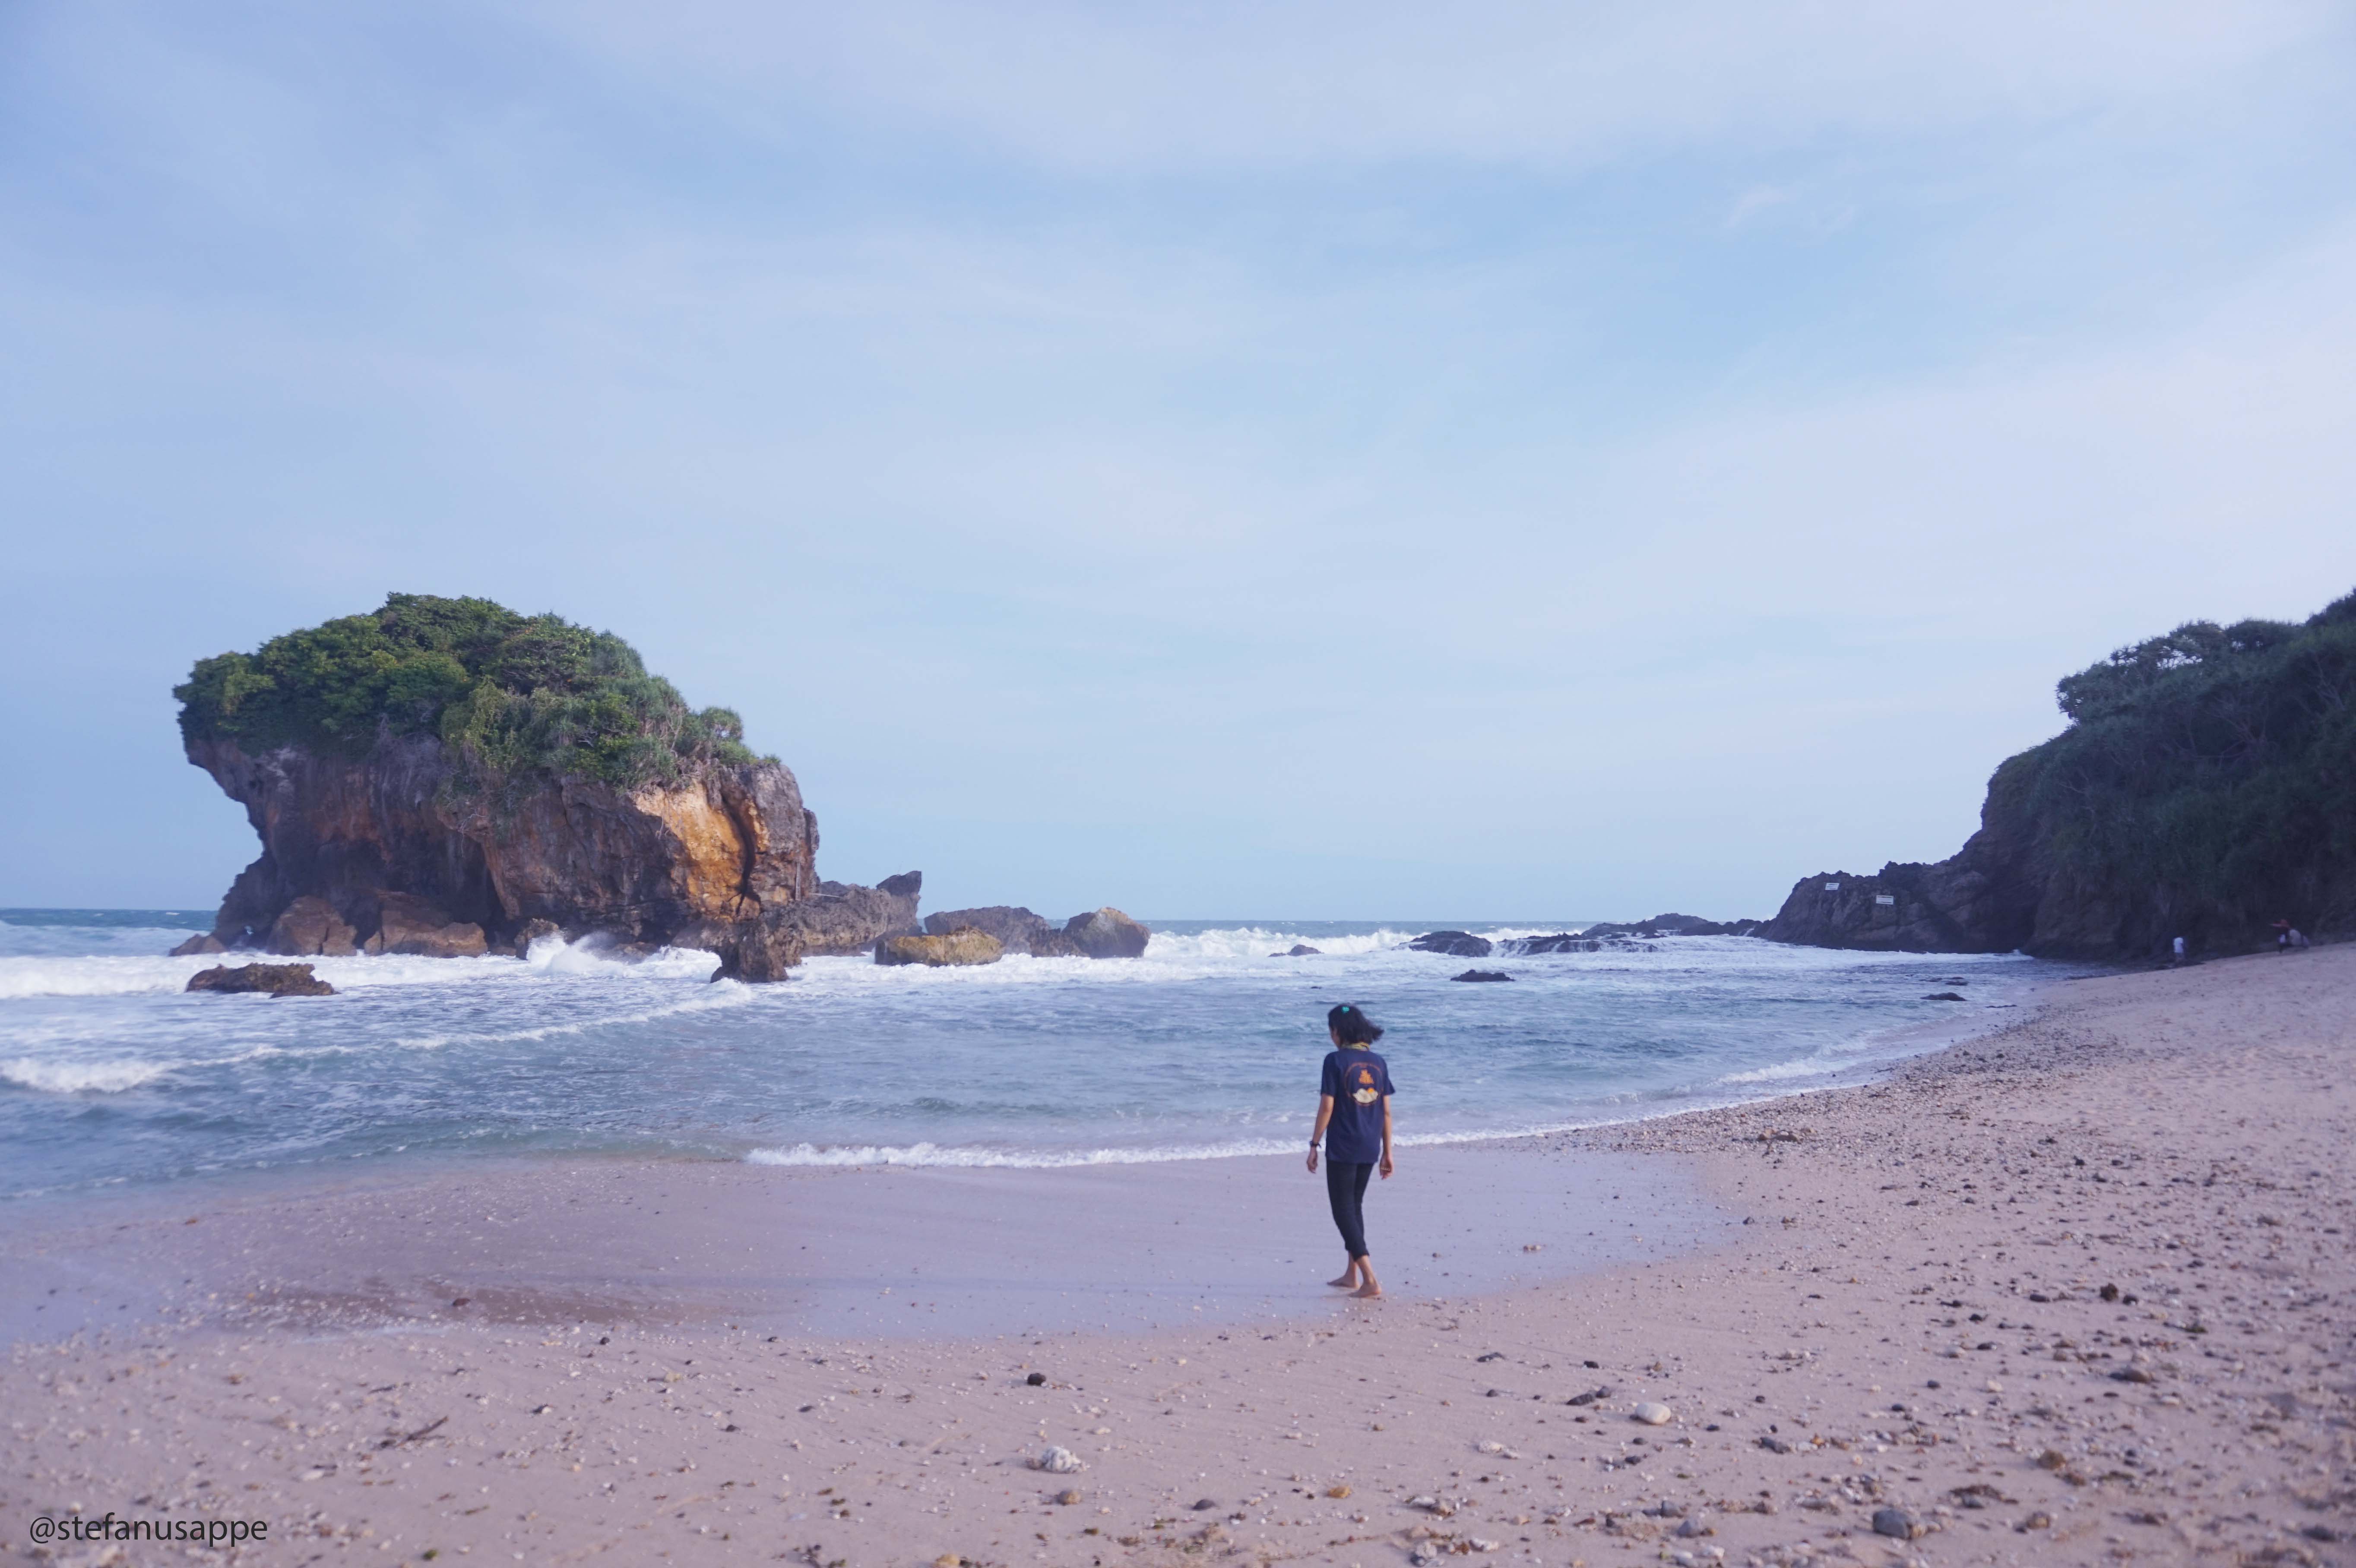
left=170, top=594, right=921, bottom=981
left=1761, top=586, right=2356, bottom=959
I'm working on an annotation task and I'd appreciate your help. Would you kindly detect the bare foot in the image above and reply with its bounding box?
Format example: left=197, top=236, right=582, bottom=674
left=1327, top=1272, right=1358, bottom=1288
left=1351, top=1281, right=1383, bottom=1299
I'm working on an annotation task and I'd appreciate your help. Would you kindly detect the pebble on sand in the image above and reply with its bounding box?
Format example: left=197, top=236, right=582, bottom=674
left=1872, top=1506, right=1928, bottom=1539
left=1033, top=1446, right=1083, bottom=1474
left=1631, top=1401, right=1674, bottom=1425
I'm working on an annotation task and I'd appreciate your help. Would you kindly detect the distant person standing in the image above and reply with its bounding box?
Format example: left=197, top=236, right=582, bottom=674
left=2171, top=935, right=2187, bottom=967
left=1305, top=1003, right=1395, bottom=1299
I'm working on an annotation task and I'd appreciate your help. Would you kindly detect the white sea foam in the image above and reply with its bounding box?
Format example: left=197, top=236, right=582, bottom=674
left=1712, top=1057, right=1842, bottom=1085
left=1, top=1056, right=175, bottom=1093
left=392, top=978, right=754, bottom=1050
left=1138, top=927, right=1423, bottom=962
left=746, top=1136, right=1307, bottom=1169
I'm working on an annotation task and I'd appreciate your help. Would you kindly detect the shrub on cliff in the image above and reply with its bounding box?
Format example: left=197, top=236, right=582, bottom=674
left=2008, top=586, right=2356, bottom=943
left=176, top=594, right=764, bottom=790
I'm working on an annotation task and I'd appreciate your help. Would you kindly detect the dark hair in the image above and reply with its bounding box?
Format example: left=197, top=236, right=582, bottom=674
left=1327, top=1003, right=1384, bottom=1046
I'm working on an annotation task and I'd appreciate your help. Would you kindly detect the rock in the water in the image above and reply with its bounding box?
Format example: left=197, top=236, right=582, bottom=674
left=171, top=597, right=926, bottom=983
left=706, top=920, right=804, bottom=983
left=925, top=905, right=1051, bottom=953
left=1271, top=943, right=1321, bottom=957
left=168, top=932, right=227, bottom=956
left=877, top=929, right=1006, bottom=967
left=1451, top=969, right=1514, bottom=983
left=365, top=891, right=488, bottom=957
left=1501, top=933, right=1599, bottom=954
left=1030, top=907, right=1151, bottom=959
left=266, top=895, right=359, bottom=957
left=1871, top=1507, right=1927, bottom=1539
left=1923, top=991, right=1967, bottom=1001
left=1033, top=1445, right=1083, bottom=1474
left=1575, top=914, right=1759, bottom=939
left=510, top=918, right=561, bottom=957
left=1409, top=930, right=1493, bottom=958
left=1631, top=1402, right=1673, bottom=1425
left=187, top=962, right=335, bottom=996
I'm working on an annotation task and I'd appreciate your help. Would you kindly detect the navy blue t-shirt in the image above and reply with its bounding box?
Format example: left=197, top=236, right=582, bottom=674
left=1319, top=1048, right=1396, bottom=1164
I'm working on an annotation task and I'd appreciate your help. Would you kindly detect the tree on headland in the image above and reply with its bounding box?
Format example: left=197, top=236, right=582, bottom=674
left=175, top=594, right=765, bottom=791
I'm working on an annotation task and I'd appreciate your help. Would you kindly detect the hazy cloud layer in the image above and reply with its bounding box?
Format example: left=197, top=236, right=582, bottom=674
left=3, top=0, right=2353, bottom=917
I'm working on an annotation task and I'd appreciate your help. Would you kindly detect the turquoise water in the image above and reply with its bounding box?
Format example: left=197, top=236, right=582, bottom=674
left=0, top=910, right=2058, bottom=1201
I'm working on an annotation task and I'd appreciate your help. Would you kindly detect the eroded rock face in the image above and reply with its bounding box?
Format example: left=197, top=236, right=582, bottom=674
left=186, top=962, right=335, bottom=996
left=1031, top=907, right=1151, bottom=959
left=364, top=892, right=488, bottom=957
left=925, top=905, right=1051, bottom=953
left=266, top=895, right=358, bottom=957
left=876, top=929, right=1005, bottom=967
left=1758, top=800, right=2042, bottom=955
left=182, top=734, right=918, bottom=981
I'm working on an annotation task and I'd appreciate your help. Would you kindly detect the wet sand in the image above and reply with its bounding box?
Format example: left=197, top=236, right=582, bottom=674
left=0, top=1143, right=1731, bottom=1344
left=3, top=945, right=2351, bottom=1567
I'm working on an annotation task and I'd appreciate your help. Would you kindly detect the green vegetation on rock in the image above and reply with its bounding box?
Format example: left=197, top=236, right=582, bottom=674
left=2011, top=585, right=2356, bottom=938
left=176, top=594, right=764, bottom=790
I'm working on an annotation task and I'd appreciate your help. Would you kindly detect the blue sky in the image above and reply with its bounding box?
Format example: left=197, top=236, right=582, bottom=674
left=4, top=1, right=2354, bottom=920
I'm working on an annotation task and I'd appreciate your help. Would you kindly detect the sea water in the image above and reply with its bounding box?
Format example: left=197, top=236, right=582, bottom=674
left=0, top=910, right=2061, bottom=1203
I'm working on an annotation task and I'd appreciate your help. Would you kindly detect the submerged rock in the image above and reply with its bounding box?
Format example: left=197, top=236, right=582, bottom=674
left=1409, top=930, right=1492, bottom=958
left=168, top=932, right=226, bottom=956
left=1451, top=969, right=1514, bottom=983
left=877, top=929, right=1006, bottom=967
left=187, top=962, right=335, bottom=996
left=1271, top=943, right=1322, bottom=957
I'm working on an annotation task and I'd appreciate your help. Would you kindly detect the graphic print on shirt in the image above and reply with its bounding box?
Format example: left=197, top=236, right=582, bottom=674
left=1348, top=1063, right=1381, bottom=1106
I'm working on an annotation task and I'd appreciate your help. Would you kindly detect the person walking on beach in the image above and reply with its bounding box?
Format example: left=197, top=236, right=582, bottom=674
left=1306, top=1002, right=1395, bottom=1299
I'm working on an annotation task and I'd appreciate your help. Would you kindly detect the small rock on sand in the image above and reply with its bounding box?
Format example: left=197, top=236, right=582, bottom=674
left=1033, top=1446, right=1083, bottom=1474
left=1054, top=1488, right=1081, bottom=1505
left=1872, top=1506, right=1928, bottom=1539
left=1632, top=1402, right=1673, bottom=1425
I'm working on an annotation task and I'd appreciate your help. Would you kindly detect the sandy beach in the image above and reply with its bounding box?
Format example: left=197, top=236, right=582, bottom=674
left=5, top=945, right=2351, bottom=1568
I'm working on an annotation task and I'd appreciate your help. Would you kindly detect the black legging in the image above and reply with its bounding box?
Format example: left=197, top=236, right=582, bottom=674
left=1326, top=1159, right=1375, bottom=1260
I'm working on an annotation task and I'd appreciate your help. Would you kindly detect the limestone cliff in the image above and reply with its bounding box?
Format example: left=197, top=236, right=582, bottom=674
left=172, top=596, right=921, bottom=979
left=1761, top=587, right=2356, bottom=960
left=180, top=731, right=920, bottom=978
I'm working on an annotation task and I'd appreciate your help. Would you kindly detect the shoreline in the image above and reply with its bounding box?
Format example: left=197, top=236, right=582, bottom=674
left=5, top=948, right=2348, bottom=1565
